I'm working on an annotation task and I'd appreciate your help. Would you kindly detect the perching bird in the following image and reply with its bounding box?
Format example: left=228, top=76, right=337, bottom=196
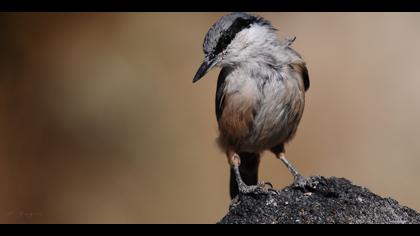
left=193, top=13, right=310, bottom=199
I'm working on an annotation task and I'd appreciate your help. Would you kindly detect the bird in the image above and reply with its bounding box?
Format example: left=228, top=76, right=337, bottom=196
left=193, top=12, right=310, bottom=199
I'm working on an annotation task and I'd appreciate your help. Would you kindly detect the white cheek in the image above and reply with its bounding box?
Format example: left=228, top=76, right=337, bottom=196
left=222, top=25, right=276, bottom=64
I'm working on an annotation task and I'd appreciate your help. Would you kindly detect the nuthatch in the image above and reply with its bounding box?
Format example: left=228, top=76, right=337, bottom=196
left=193, top=13, right=310, bottom=199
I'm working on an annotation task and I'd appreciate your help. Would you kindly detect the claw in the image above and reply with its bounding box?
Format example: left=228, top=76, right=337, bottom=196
left=233, top=164, right=271, bottom=196
left=260, top=181, right=273, bottom=189
left=238, top=181, right=271, bottom=195
left=277, top=153, right=311, bottom=191
left=292, top=174, right=308, bottom=189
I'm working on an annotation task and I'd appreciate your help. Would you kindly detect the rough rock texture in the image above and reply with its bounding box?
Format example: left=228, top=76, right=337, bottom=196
left=219, top=176, right=420, bottom=224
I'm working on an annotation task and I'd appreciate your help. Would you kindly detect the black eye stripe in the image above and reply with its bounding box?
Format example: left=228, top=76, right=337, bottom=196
left=212, top=17, right=257, bottom=57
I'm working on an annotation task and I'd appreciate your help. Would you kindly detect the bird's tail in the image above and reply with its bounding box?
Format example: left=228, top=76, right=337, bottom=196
left=230, top=152, right=261, bottom=199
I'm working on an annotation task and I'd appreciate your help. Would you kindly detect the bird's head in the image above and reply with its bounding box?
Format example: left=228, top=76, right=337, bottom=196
left=193, top=12, right=276, bottom=83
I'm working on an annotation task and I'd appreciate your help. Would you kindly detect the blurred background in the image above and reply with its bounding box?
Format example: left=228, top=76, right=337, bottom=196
left=0, top=12, right=420, bottom=223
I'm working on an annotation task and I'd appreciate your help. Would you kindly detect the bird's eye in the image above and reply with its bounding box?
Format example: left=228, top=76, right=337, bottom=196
left=222, top=34, right=232, bottom=46
left=217, top=34, right=233, bottom=54
left=212, top=17, right=254, bottom=56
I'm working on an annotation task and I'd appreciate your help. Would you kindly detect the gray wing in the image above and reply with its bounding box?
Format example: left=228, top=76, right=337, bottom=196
left=289, top=61, right=310, bottom=92
left=300, top=62, right=310, bottom=91
left=285, top=45, right=310, bottom=92
left=215, top=67, right=232, bottom=121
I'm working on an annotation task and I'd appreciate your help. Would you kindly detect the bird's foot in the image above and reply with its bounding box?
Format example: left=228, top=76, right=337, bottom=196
left=237, top=179, right=273, bottom=196
left=229, top=181, right=275, bottom=210
left=277, top=153, right=311, bottom=191
left=292, top=173, right=309, bottom=189
left=232, top=163, right=272, bottom=196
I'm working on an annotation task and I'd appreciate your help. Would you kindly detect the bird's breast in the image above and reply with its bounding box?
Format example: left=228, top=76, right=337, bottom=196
left=217, top=70, right=305, bottom=152
left=218, top=76, right=259, bottom=147
left=249, top=76, right=305, bottom=150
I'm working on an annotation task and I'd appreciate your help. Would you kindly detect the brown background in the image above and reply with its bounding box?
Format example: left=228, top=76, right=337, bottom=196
left=0, top=13, right=419, bottom=223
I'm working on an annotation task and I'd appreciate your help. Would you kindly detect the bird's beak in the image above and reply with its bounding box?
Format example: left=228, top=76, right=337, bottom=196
left=192, top=58, right=216, bottom=83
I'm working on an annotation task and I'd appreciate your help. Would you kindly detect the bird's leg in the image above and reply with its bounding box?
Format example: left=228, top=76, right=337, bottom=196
left=277, top=152, right=307, bottom=188
left=229, top=152, right=272, bottom=196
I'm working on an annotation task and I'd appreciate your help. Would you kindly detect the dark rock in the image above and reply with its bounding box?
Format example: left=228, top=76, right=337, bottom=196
left=219, top=176, right=420, bottom=224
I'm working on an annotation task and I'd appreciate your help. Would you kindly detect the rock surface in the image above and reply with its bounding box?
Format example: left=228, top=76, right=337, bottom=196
left=219, top=176, right=420, bottom=224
